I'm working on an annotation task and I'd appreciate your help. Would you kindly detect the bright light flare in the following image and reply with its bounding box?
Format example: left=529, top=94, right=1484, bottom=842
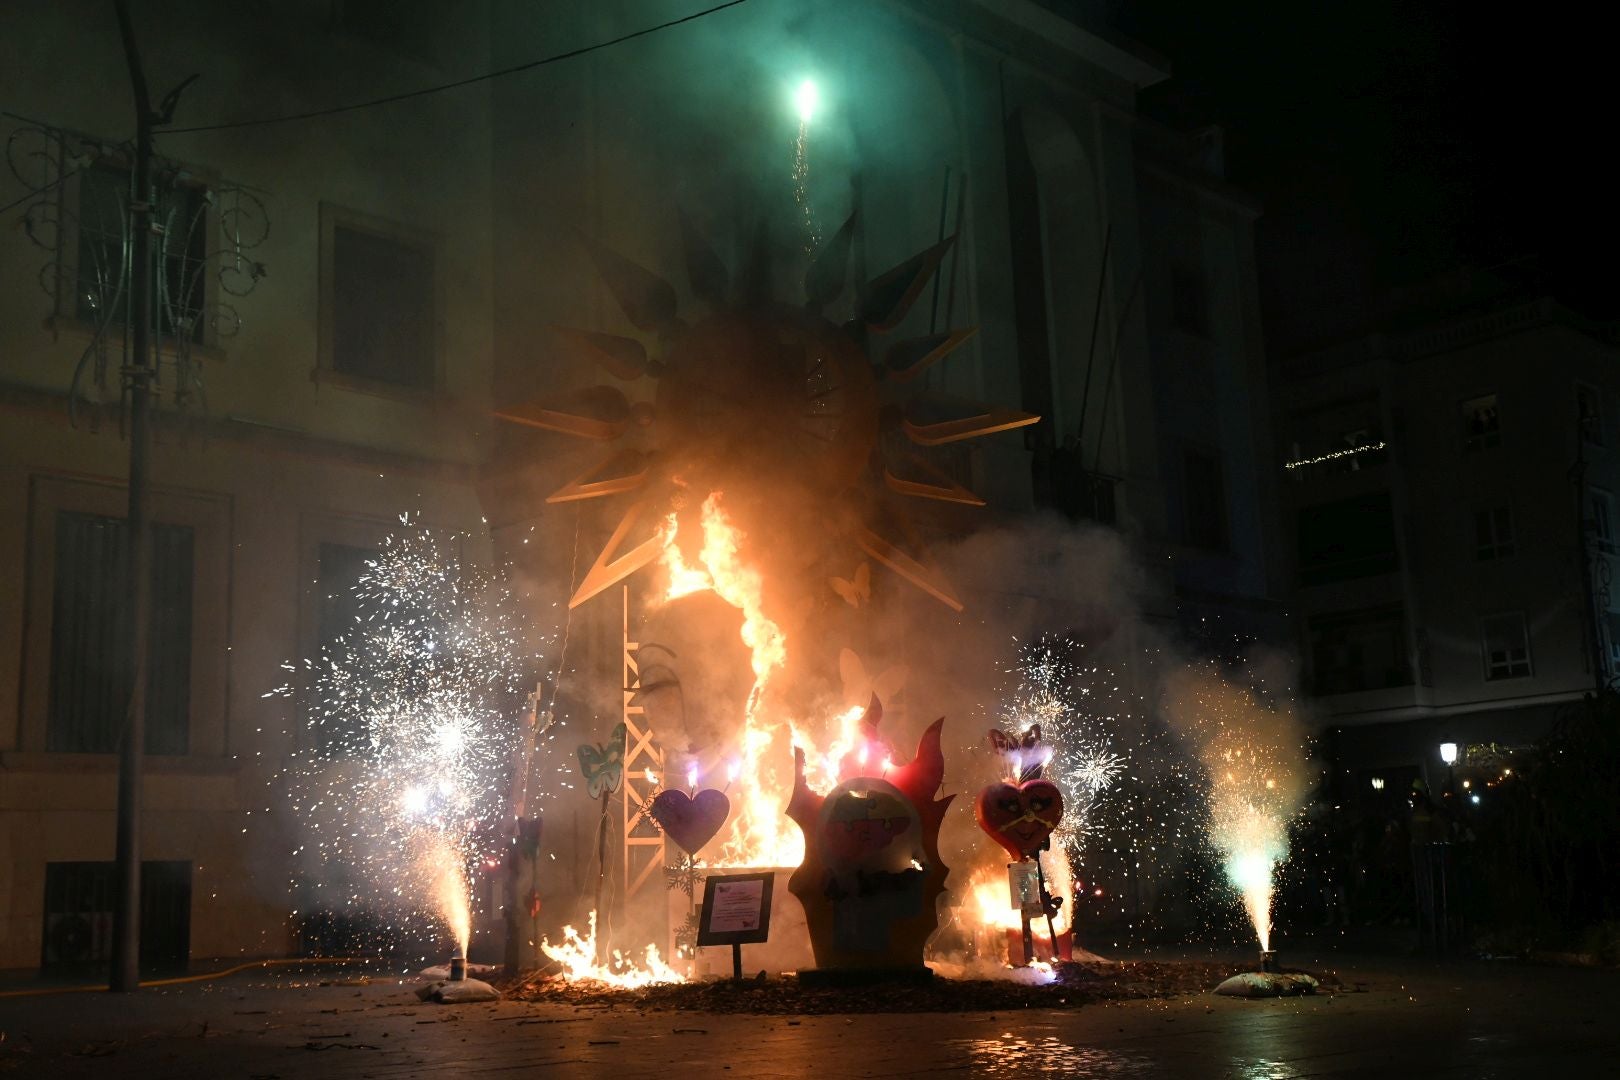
left=793, top=78, right=819, bottom=123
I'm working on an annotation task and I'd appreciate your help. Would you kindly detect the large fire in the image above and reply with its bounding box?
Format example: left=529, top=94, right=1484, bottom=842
left=657, top=492, right=877, bottom=868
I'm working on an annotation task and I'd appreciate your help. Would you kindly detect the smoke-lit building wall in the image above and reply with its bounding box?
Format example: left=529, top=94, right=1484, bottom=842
left=0, top=1, right=495, bottom=972
left=0, top=0, right=1279, bottom=972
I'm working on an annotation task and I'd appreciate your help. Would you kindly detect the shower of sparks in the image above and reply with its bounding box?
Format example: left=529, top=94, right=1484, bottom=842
left=998, top=641, right=1126, bottom=856
left=793, top=121, right=820, bottom=253
left=1169, top=667, right=1308, bottom=954
left=272, top=521, right=544, bottom=960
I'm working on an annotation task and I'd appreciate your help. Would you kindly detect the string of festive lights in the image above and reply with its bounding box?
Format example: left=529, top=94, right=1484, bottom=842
left=1282, top=441, right=1388, bottom=470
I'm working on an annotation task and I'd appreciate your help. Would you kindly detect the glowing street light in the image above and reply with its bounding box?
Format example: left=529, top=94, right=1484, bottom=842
left=793, top=78, right=819, bottom=123
left=1438, top=742, right=1458, bottom=766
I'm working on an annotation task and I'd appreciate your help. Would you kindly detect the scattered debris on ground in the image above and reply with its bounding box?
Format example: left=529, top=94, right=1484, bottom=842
left=502, top=960, right=1336, bottom=1014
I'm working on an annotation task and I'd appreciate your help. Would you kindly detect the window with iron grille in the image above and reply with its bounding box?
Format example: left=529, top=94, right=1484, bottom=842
left=1474, top=506, right=1515, bottom=560
left=73, top=161, right=208, bottom=343
left=1481, top=613, right=1532, bottom=680
left=322, top=205, right=437, bottom=391
left=47, top=511, right=193, bottom=754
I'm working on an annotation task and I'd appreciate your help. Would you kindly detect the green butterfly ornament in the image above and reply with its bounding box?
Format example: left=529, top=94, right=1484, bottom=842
left=576, top=722, right=627, bottom=798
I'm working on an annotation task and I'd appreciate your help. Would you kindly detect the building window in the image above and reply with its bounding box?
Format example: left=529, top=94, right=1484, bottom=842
left=1578, top=383, right=1605, bottom=446
left=320, top=205, right=437, bottom=391
left=47, top=511, right=194, bottom=755
left=1297, top=491, right=1399, bottom=585
left=1307, top=605, right=1414, bottom=695
left=314, top=541, right=379, bottom=755
left=42, top=861, right=192, bottom=972
left=1170, top=264, right=1208, bottom=337
left=1460, top=393, right=1500, bottom=452
left=1474, top=506, right=1515, bottom=560
left=1592, top=490, right=1617, bottom=554
left=1481, top=613, right=1532, bottom=680
left=73, top=161, right=208, bottom=342
left=1182, top=447, right=1227, bottom=550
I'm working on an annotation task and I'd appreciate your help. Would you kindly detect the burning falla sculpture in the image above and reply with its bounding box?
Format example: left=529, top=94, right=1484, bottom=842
left=488, top=209, right=1040, bottom=613
left=786, top=696, right=952, bottom=976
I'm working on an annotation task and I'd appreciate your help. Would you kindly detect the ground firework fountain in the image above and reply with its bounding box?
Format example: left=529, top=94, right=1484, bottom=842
left=276, top=523, right=540, bottom=971
left=1165, top=667, right=1316, bottom=995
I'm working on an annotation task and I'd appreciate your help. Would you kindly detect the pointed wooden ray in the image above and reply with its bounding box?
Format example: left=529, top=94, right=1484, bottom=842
left=883, top=326, right=978, bottom=383
left=549, top=325, right=649, bottom=381
left=570, top=499, right=665, bottom=608
left=804, top=210, right=857, bottom=312
left=884, top=453, right=986, bottom=506
left=678, top=208, right=729, bottom=308
left=855, top=526, right=963, bottom=612
left=902, top=401, right=1040, bottom=446
left=860, top=236, right=954, bottom=331
left=547, top=448, right=651, bottom=503
left=577, top=231, right=679, bottom=332
left=494, top=385, right=631, bottom=441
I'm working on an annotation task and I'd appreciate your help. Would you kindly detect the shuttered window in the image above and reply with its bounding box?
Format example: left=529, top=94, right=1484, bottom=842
left=47, top=511, right=194, bottom=754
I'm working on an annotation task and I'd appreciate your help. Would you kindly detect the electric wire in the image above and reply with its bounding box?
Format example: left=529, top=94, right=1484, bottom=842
left=165, top=0, right=752, bottom=135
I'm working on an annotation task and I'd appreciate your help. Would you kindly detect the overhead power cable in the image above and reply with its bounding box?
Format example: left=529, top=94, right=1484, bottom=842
left=166, top=0, right=751, bottom=135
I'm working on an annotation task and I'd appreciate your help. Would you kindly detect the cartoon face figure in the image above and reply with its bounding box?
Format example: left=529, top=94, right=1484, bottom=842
left=975, top=779, right=1065, bottom=860
left=815, top=778, right=921, bottom=876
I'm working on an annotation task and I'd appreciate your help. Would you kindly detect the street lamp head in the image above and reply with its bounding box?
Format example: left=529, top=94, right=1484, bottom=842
left=1439, top=741, right=1458, bottom=766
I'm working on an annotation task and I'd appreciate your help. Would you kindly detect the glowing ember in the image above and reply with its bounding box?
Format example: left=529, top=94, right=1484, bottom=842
left=541, top=911, right=684, bottom=988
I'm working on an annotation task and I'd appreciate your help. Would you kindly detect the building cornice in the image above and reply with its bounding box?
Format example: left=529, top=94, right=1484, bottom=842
left=0, top=379, right=478, bottom=484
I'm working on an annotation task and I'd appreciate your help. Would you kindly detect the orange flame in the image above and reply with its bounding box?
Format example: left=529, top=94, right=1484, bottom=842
left=657, top=492, right=870, bottom=868
left=539, top=911, right=684, bottom=988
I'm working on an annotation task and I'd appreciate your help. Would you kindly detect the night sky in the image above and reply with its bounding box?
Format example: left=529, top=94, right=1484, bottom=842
left=1117, top=1, right=1614, bottom=351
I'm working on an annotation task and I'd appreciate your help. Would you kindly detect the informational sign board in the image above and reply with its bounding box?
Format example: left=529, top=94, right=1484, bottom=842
left=696, top=872, right=774, bottom=947
left=1008, top=861, right=1042, bottom=918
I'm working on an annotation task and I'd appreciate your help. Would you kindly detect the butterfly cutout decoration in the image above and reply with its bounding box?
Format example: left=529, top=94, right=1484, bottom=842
left=576, top=721, right=627, bottom=798
left=839, top=648, right=908, bottom=713
left=829, top=560, right=871, bottom=608
left=987, top=725, right=1047, bottom=782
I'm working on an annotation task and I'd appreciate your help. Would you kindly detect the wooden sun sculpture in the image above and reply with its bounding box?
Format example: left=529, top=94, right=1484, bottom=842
left=493, top=211, right=1039, bottom=612
left=785, top=695, right=952, bottom=974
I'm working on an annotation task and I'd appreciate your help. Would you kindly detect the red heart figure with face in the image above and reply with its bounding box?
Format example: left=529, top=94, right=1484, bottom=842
left=975, top=779, right=1065, bottom=860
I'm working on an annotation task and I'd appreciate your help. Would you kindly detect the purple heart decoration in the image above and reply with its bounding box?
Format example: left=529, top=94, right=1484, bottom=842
left=648, top=788, right=731, bottom=856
